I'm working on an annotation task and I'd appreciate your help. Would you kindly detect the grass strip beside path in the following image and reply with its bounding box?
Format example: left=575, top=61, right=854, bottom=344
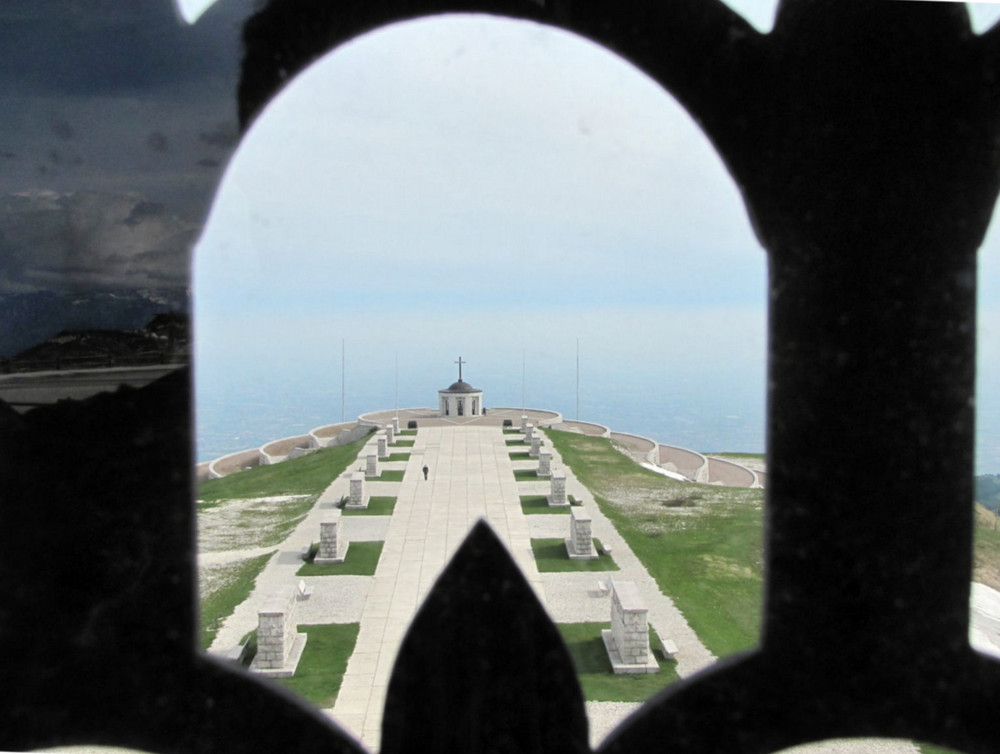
left=297, top=541, right=384, bottom=576
left=342, top=496, right=397, bottom=516
left=532, top=539, right=619, bottom=572
left=270, top=623, right=361, bottom=707
left=369, top=470, right=405, bottom=482
left=558, top=622, right=679, bottom=701
left=520, top=494, right=569, bottom=515
left=198, top=436, right=372, bottom=504
left=547, top=429, right=764, bottom=657
left=200, top=551, right=274, bottom=650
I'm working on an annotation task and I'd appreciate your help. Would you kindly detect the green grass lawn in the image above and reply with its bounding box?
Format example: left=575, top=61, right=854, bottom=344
left=198, top=435, right=372, bottom=504
left=392, top=440, right=416, bottom=447
left=368, top=469, right=406, bottom=482
left=342, top=496, right=397, bottom=516
left=509, top=451, right=532, bottom=460
left=532, top=539, right=619, bottom=572
left=974, top=504, right=1000, bottom=591
left=199, top=551, right=274, bottom=650
left=514, top=468, right=540, bottom=480
left=558, top=622, right=679, bottom=701
left=547, top=429, right=764, bottom=657
left=503, top=428, right=522, bottom=434
left=520, top=494, right=569, bottom=514
left=297, top=540, right=384, bottom=576
left=269, top=623, right=360, bottom=706
left=386, top=452, right=411, bottom=462
left=506, top=438, right=528, bottom=446
left=400, top=429, right=418, bottom=436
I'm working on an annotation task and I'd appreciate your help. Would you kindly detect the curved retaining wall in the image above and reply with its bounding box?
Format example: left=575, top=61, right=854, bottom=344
left=492, top=407, right=564, bottom=427
left=706, top=456, right=758, bottom=488
left=259, top=434, right=312, bottom=465
left=557, top=419, right=610, bottom=437
left=208, top=448, right=260, bottom=480
left=309, top=422, right=372, bottom=449
left=609, top=431, right=659, bottom=464
left=200, top=407, right=762, bottom=488
left=658, top=445, right=709, bottom=483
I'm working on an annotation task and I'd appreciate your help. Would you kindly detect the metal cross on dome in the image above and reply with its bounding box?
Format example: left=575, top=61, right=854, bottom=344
left=454, top=356, right=466, bottom=382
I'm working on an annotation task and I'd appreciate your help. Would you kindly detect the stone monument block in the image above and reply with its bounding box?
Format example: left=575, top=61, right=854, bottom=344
left=530, top=435, right=542, bottom=458
left=566, top=506, right=598, bottom=560
left=548, top=469, right=568, bottom=507
left=315, top=510, right=349, bottom=564
left=538, top=450, right=552, bottom=478
left=347, top=471, right=368, bottom=510
left=524, top=423, right=534, bottom=444
left=392, top=416, right=400, bottom=435
left=250, top=585, right=308, bottom=677
left=602, top=580, right=659, bottom=674
left=377, top=433, right=388, bottom=459
left=520, top=414, right=528, bottom=431
left=386, top=423, right=395, bottom=445
left=366, top=452, right=378, bottom=477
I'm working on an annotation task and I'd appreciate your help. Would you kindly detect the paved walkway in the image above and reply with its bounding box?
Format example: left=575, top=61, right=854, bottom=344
left=208, top=424, right=715, bottom=750
left=204, top=423, right=923, bottom=754
left=329, top=425, right=543, bottom=746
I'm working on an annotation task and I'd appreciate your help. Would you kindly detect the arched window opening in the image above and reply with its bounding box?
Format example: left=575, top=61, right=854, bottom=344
left=193, top=13, right=769, bottom=748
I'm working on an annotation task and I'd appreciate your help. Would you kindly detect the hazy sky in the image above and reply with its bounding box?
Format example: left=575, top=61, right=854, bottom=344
left=189, top=0, right=1000, bottom=470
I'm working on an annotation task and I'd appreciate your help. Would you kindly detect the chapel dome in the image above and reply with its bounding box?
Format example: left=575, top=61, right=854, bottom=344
left=444, top=380, right=478, bottom=393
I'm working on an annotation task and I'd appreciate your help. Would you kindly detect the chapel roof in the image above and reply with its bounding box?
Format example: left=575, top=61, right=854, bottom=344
left=442, top=379, right=479, bottom=393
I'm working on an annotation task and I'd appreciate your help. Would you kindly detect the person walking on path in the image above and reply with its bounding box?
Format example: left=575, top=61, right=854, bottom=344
left=422, top=464, right=429, bottom=481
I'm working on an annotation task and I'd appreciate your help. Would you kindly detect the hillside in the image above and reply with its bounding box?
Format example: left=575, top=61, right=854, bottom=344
left=975, top=474, right=1000, bottom=513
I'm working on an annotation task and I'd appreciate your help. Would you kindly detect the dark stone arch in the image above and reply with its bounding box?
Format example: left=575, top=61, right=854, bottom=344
left=235, top=2, right=1000, bottom=752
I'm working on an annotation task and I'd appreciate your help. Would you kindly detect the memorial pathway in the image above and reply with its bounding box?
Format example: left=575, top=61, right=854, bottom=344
left=330, top=425, right=543, bottom=745
left=205, top=423, right=919, bottom=754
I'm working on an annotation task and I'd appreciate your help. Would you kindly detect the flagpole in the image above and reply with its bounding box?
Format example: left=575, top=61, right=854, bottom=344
left=576, top=338, right=580, bottom=421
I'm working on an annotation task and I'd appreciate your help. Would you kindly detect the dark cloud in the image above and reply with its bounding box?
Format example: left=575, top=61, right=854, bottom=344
left=0, top=0, right=248, bottom=98
left=199, top=122, right=240, bottom=149
left=0, top=190, right=195, bottom=294
left=50, top=116, right=73, bottom=141
left=147, top=131, right=169, bottom=153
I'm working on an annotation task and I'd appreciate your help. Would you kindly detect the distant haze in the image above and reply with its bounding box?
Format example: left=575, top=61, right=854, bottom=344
left=186, top=10, right=1000, bottom=473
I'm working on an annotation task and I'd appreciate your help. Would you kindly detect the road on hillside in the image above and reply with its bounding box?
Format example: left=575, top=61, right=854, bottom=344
left=0, top=365, right=183, bottom=411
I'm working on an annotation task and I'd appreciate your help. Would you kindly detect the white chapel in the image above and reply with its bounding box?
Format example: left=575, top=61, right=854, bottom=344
left=438, top=357, right=484, bottom=417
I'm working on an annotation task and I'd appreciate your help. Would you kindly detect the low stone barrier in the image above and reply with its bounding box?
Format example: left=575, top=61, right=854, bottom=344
left=658, top=444, right=709, bottom=482
left=706, top=456, right=757, bottom=488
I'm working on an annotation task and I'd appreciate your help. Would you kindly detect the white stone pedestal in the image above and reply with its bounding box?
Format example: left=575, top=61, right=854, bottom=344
left=386, top=424, right=395, bottom=445
left=346, top=471, right=368, bottom=510
left=602, top=580, right=659, bottom=674
left=377, top=433, right=388, bottom=459
left=314, top=510, right=349, bottom=564
left=548, top=470, right=568, bottom=507
left=566, top=506, right=598, bottom=560
left=530, top=435, right=542, bottom=458
left=250, top=585, right=307, bottom=677
left=538, top=451, right=552, bottom=478
left=366, top=452, right=378, bottom=478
